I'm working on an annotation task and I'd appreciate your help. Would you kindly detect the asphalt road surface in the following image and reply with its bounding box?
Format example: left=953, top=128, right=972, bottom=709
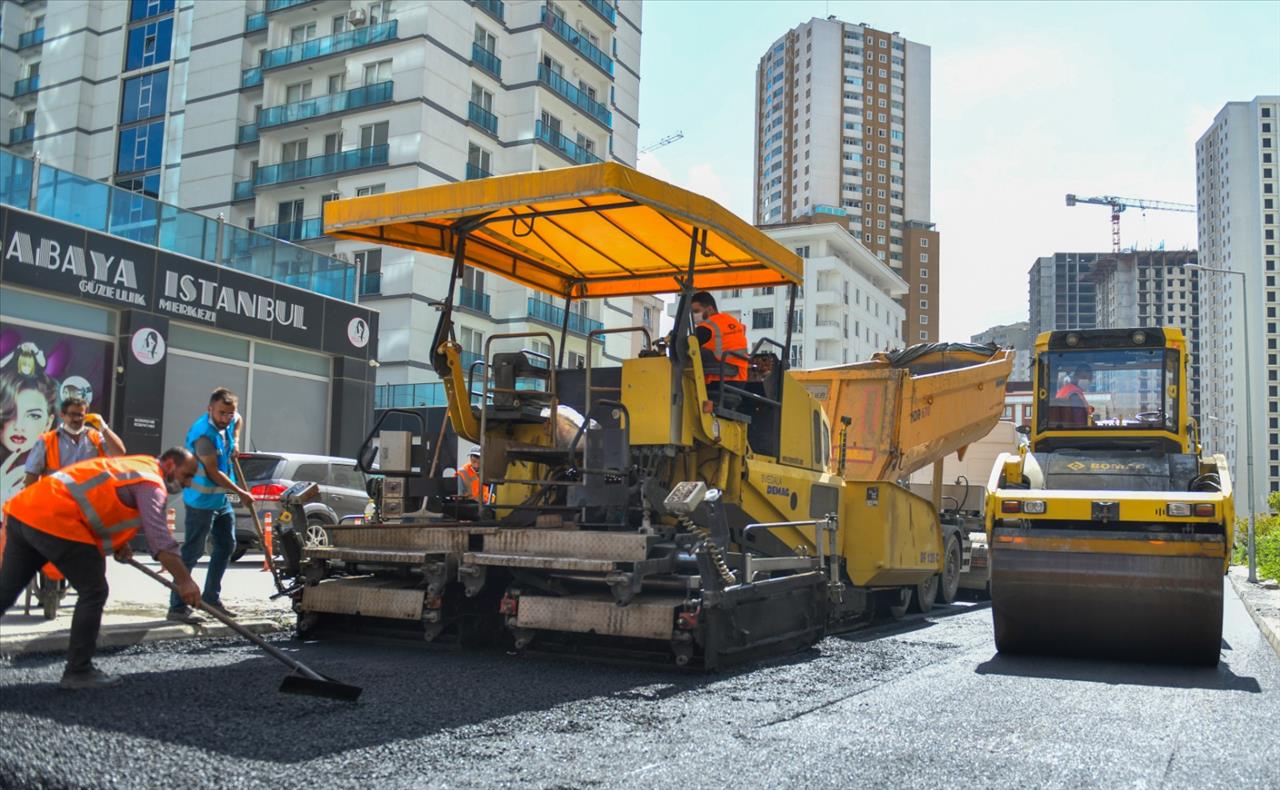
left=2, top=581, right=1277, bottom=789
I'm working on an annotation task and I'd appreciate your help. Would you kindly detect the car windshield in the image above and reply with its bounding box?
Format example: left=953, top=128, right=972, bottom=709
left=238, top=455, right=285, bottom=481
left=1040, top=348, right=1177, bottom=432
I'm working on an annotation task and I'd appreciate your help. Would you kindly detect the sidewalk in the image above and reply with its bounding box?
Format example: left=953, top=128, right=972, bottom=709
left=1, top=555, right=293, bottom=659
left=1228, top=565, right=1280, bottom=658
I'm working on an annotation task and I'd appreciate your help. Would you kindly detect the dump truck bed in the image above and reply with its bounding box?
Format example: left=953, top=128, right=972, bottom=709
left=793, top=344, right=1015, bottom=481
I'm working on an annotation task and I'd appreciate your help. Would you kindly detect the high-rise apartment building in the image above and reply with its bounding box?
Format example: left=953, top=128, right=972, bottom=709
left=1, top=0, right=647, bottom=405
left=1027, top=252, right=1100, bottom=338
left=970, top=321, right=1031, bottom=381
left=1195, top=95, right=1279, bottom=515
left=752, top=17, right=938, bottom=344
left=1090, top=250, right=1202, bottom=422
left=713, top=218, right=906, bottom=368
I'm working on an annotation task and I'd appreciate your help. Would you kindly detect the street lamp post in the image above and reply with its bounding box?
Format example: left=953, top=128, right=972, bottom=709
left=1185, top=262, right=1257, bottom=583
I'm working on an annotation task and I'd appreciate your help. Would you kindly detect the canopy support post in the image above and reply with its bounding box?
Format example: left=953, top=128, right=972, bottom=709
left=430, top=234, right=468, bottom=376
left=558, top=293, right=573, bottom=368
left=783, top=283, right=797, bottom=371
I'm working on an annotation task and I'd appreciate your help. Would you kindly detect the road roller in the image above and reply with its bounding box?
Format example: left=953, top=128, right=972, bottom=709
left=985, top=327, right=1233, bottom=665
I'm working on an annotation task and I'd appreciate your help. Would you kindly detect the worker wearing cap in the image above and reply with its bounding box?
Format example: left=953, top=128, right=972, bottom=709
left=0, top=449, right=202, bottom=689
left=22, top=396, right=126, bottom=488
left=456, top=447, right=491, bottom=505
left=690, top=291, right=749, bottom=383
left=1054, top=364, right=1095, bottom=427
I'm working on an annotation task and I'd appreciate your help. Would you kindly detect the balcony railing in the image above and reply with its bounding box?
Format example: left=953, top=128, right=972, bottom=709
left=538, top=64, right=611, bottom=129
left=261, top=20, right=397, bottom=71
left=257, top=217, right=323, bottom=242
left=459, top=285, right=491, bottom=314
left=541, top=8, right=613, bottom=76
left=467, top=101, right=498, bottom=136
left=242, top=67, right=262, bottom=88
left=18, top=27, right=44, bottom=48
left=237, top=123, right=259, bottom=144
left=245, top=12, right=266, bottom=32
left=266, top=0, right=313, bottom=11
left=375, top=382, right=448, bottom=409
left=8, top=123, right=35, bottom=145
left=259, top=81, right=393, bottom=129
left=471, top=42, right=501, bottom=78
left=233, top=180, right=254, bottom=201
left=583, top=0, right=616, bottom=26
left=460, top=350, right=484, bottom=372
left=534, top=121, right=601, bottom=166
left=14, top=75, right=39, bottom=96
left=473, top=0, right=504, bottom=22
left=465, top=162, right=491, bottom=180
left=527, top=297, right=604, bottom=336
left=254, top=144, right=389, bottom=187
left=360, top=271, right=382, bottom=296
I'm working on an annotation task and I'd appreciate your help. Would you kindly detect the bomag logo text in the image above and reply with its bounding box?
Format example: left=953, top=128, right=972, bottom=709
left=767, top=485, right=790, bottom=497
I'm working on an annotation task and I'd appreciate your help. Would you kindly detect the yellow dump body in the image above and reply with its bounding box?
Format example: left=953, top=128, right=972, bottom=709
left=792, top=346, right=1014, bottom=482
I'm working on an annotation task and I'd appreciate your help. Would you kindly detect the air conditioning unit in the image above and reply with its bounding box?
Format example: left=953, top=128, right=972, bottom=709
left=347, top=8, right=368, bottom=26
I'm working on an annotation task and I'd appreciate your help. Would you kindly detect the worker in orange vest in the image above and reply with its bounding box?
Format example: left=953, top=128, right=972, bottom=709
left=1053, top=363, right=1095, bottom=427
left=0, top=449, right=202, bottom=689
left=456, top=447, right=492, bottom=504
left=21, top=396, right=126, bottom=584
left=690, top=291, right=749, bottom=383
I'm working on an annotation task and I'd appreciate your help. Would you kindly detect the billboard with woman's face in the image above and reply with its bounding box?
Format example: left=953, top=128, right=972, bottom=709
left=0, top=326, right=114, bottom=507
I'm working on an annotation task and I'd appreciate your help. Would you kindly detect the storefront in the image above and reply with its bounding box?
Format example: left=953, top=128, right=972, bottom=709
left=0, top=205, right=378, bottom=508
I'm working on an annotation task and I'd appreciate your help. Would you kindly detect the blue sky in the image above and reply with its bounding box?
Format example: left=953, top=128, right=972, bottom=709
left=635, top=0, right=1280, bottom=340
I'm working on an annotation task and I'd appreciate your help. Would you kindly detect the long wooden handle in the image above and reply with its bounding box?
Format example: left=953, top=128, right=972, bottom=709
left=127, top=558, right=324, bottom=681
left=232, top=455, right=281, bottom=584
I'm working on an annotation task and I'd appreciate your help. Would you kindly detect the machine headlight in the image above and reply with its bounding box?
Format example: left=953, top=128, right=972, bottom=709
left=1167, top=502, right=1191, bottom=517
left=1022, top=500, right=1047, bottom=514
left=1065, top=333, right=1080, bottom=347
left=1132, top=330, right=1146, bottom=345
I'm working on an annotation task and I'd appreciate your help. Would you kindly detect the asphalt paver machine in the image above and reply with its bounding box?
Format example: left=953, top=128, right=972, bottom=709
left=985, top=328, right=1234, bottom=665
left=270, top=165, right=980, bottom=667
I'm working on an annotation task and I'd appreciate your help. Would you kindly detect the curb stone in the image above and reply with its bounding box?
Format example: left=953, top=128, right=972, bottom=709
left=1229, top=570, right=1280, bottom=659
left=0, top=618, right=288, bottom=659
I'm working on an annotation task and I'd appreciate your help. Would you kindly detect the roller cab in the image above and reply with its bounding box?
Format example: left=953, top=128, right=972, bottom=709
left=986, top=328, right=1234, bottom=665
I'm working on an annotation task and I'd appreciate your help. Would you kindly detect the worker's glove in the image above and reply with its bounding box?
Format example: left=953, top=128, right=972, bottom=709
left=112, top=543, right=133, bottom=563
left=84, top=413, right=105, bottom=430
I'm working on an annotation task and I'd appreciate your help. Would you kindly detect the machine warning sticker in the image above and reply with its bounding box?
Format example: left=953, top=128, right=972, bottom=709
left=866, top=486, right=879, bottom=507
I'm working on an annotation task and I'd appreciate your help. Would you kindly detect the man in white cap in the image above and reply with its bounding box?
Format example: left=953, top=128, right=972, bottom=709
left=456, top=447, right=490, bottom=504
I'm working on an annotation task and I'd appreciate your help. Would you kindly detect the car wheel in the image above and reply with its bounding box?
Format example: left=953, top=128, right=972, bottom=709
left=305, top=517, right=331, bottom=548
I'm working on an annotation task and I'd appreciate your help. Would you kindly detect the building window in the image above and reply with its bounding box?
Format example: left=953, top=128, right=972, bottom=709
left=116, top=121, right=165, bottom=173
left=919, top=330, right=928, bottom=340
left=920, top=267, right=928, bottom=278
left=752, top=308, right=774, bottom=330
left=355, top=184, right=386, bottom=196
left=120, top=69, right=169, bottom=123
left=919, top=253, right=928, bottom=263
left=359, top=121, right=389, bottom=148
left=920, top=238, right=929, bottom=247
left=363, top=59, right=392, bottom=86
left=919, top=299, right=929, bottom=309
left=920, top=284, right=928, bottom=293
left=129, top=0, right=174, bottom=22
left=125, top=18, right=173, bottom=71
left=919, top=315, right=928, bottom=325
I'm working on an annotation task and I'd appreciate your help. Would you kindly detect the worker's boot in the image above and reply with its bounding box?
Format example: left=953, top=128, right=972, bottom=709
left=59, top=665, right=122, bottom=690
left=166, top=605, right=203, bottom=625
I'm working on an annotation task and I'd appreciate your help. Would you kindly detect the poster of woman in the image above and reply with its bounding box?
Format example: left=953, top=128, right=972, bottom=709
left=0, top=326, right=114, bottom=508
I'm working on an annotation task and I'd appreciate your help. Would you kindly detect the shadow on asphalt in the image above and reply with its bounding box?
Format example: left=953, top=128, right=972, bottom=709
left=832, top=600, right=988, bottom=644
left=974, top=653, right=1262, bottom=692
left=0, top=638, right=720, bottom=762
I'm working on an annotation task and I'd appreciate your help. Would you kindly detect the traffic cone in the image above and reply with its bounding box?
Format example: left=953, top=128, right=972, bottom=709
left=261, top=511, right=273, bottom=572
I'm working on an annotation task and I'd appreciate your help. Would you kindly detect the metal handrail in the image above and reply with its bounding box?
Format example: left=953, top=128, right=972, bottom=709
left=742, top=516, right=839, bottom=586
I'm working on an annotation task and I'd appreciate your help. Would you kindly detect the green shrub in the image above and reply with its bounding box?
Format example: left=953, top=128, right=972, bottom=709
left=1233, top=491, right=1280, bottom=582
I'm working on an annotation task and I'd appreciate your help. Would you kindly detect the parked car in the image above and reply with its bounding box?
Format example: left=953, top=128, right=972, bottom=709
left=231, top=452, right=371, bottom=549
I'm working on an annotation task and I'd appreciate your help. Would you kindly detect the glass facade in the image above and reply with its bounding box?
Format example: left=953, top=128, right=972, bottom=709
left=121, top=70, right=169, bottom=123
left=125, top=18, right=174, bottom=71
left=117, top=121, right=166, bottom=173
left=130, top=0, right=176, bottom=22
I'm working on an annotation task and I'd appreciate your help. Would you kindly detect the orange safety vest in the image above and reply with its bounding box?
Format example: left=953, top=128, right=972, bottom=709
left=3, top=455, right=165, bottom=555
left=698, top=312, right=749, bottom=382
left=41, top=428, right=106, bottom=472
left=456, top=461, right=491, bottom=504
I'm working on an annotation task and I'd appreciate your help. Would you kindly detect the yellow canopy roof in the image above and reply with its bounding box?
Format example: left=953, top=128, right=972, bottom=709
left=323, top=163, right=803, bottom=298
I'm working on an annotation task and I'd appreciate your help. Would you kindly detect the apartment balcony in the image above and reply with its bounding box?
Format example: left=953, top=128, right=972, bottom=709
left=459, top=285, right=491, bottom=314
left=460, top=350, right=484, bottom=373
left=375, top=382, right=448, bottom=409
left=471, top=42, right=501, bottom=78
left=266, top=0, right=315, bottom=12
left=467, top=101, right=498, bottom=136
left=242, top=67, right=262, bottom=88
left=257, top=217, right=323, bottom=242
left=237, top=123, right=259, bottom=144
left=233, top=180, right=254, bottom=201
left=360, top=271, right=382, bottom=296
left=811, top=320, right=842, bottom=340
left=583, top=0, right=616, bottom=27
left=527, top=297, right=603, bottom=337
left=245, top=12, right=266, bottom=32
left=253, top=144, right=389, bottom=188
left=541, top=7, right=613, bottom=76
left=13, top=75, right=39, bottom=97
left=8, top=123, right=35, bottom=145
left=465, top=162, right=492, bottom=180
left=534, top=121, right=601, bottom=166
left=261, top=20, right=397, bottom=71
left=259, top=81, right=393, bottom=130
left=538, top=64, right=611, bottom=129
left=472, top=0, right=504, bottom=23
left=18, top=27, right=44, bottom=49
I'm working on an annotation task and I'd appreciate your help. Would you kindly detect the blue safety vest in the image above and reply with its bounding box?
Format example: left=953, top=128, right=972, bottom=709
left=182, top=413, right=237, bottom=509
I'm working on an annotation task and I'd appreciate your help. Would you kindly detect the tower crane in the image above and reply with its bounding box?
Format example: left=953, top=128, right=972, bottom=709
left=1065, top=193, right=1196, bottom=253
left=639, top=131, right=684, bottom=155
